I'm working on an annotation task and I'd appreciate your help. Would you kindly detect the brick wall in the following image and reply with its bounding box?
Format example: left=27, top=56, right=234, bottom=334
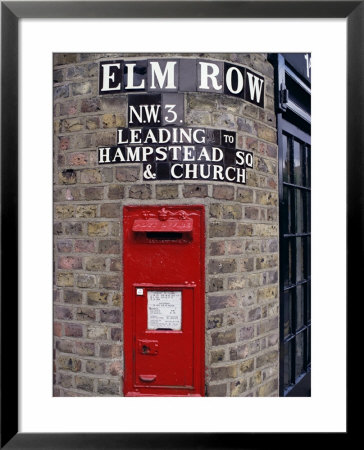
left=53, top=53, right=279, bottom=397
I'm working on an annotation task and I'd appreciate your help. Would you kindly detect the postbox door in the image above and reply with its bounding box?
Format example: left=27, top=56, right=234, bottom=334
left=134, top=286, right=194, bottom=389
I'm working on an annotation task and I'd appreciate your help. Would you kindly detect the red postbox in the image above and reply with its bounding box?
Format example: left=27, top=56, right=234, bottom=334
left=123, top=205, right=205, bottom=396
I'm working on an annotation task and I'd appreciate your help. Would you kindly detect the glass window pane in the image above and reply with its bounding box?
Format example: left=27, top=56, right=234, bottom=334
left=296, top=237, right=305, bottom=283
left=283, top=291, right=292, bottom=338
left=307, top=326, right=311, bottom=365
left=283, top=341, right=292, bottom=390
left=293, top=140, right=303, bottom=186
left=305, top=145, right=311, bottom=187
left=283, top=239, right=293, bottom=288
left=282, top=134, right=290, bottom=182
left=307, top=192, right=311, bottom=232
left=295, top=332, right=305, bottom=379
left=295, top=285, right=304, bottom=330
left=307, top=281, right=311, bottom=322
left=295, top=189, right=304, bottom=234
left=282, top=186, right=291, bottom=234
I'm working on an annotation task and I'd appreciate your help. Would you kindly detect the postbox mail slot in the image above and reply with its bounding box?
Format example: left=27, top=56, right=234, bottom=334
left=132, top=218, right=193, bottom=233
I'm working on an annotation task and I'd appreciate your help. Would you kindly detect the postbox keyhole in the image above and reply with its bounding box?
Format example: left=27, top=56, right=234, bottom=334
left=142, top=345, right=149, bottom=354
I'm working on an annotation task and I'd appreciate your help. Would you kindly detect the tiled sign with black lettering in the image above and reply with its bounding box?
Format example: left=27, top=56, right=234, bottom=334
left=99, top=58, right=264, bottom=108
left=97, top=58, right=259, bottom=184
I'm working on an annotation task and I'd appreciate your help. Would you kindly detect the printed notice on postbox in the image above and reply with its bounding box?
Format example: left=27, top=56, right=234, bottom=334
left=147, top=291, right=182, bottom=331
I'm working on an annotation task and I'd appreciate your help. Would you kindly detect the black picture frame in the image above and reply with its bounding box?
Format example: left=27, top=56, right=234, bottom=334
left=1, top=1, right=356, bottom=448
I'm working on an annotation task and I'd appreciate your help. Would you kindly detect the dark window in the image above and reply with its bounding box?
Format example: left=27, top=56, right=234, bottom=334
left=273, top=53, right=311, bottom=397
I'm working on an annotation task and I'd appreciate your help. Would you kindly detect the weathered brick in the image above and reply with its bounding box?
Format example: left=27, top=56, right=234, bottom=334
left=248, top=307, right=262, bottom=322
left=59, top=372, right=73, bottom=388
left=209, top=241, right=225, bottom=256
left=56, top=339, right=74, bottom=354
left=208, top=293, right=238, bottom=311
left=222, top=205, right=242, bottom=220
left=100, top=309, right=121, bottom=323
left=72, top=81, right=92, bottom=96
left=156, top=184, right=179, bottom=199
left=56, top=205, right=74, bottom=219
left=74, top=239, right=95, bottom=253
left=128, top=185, right=152, bottom=200
left=102, top=113, right=125, bottom=128
left=86, top=325, right=107, bottom=340
left=213, top=185, right=234, bottom=200
left=256, top=191, right=278, bottom=206
left=64, top=290, right=82, bottom=305
left=87, top=291, right=108, bottom=305
left=111, top=328, right=122, bottom=341
left=74, top=342, right=95, bottom=356
left=85, top=257, right=106, bottom=272
left=210, top=349, right=225, bottom=364
left=97, top=379, right=120, bottom=395
left=207, top=383, right=227, bottom=397
left=112, top=293, right=121, bottom=306
left=257, top=286, right=278, bottom=302
left=257, top=316, right=278, bottom=335
left=99, top=275, right=120, bottom=290
left=55, top=306, right=73, bottom=321
left=230, top=344, right=248, bottom=361
left=236, top=187, right=254, bottom=203
left=84, top=187, right=104, bottom=201
left=75, top=375, right=94, bottom=392
left=54, top=322, right=62, bottom=337
left=225, top=310, right=245, bottom=327
left=110, top=259, right=122, bottom=272
left=80, top=169, right=102, bottom=184
left=256, top=378, right=278, bottom=396
left=76, top=274, right=96, bottom=288
left=240, top=358, right=254, bottom=373
left=207, top=313, right=223, bottom=330
left=115, top=166, right=140, bottom=182
left=58, top=256, right=82, bottom=270
left=186, top=109, right=211, bottom=126
left=267, top=332, right=279, bottom=347
left=58, top=355, right=81, bottom=372
left=59, top=169, right=77, bottom=185
left=86, top=117, right=100, bottom=130
left=65, top=323, right=83, bottom=338
left=249, top=370, right=263, bottom=389
left=238, top=257, right=255, bottom=272
left=208, top=259, right=237, bottom=275
left=56, top=240, right=73, bottom=253
left=239, top=326, right=254, bottom=341
left=57, top=272, right=74, bottom=287
left=100, top=203, right=120, bottom=218
left=253, top=224, right=278, bottom=237
left=230, top=378, right=248, bottom=396
left=208, top=278, right=224, bottom=292
left=211, top=329, right=236, bottom=346
left=100, top=96, right=127, bottom=112
left=210, top=365, right=237, bottom=381
left=183, top=184, right=208, bottom=198
left=75, top=307, right=96, bottom=321
left=108, top=185, right=124, bottom=199
left=244, top=207, right=259, bottom=220
left=62, top=118, right=84, bottom=133
left=87, top=222, right=109, bottom=236
left=255, top=123, right=277, bottom=143
left=256, top=254, right=278, bottom=270
left=54, top=85, right=69, bottom=99
left=99, top=344, right=122, bottom=358
left=64, top=222, right=83, bottom=236
left=256, top=350, right=278, bottom=368
left=86, top=360, right=105, bottom=375
left=81, top=97, right=101, bottom=113
left=209, top=222, right=236, bottom=238
left=54, top=53, right=78, bottom=65
left=225, top=240, right=244, bottom=255
left=76, top=205, right=97, bottom=218
left=237, top=224, right=253, bottom=237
